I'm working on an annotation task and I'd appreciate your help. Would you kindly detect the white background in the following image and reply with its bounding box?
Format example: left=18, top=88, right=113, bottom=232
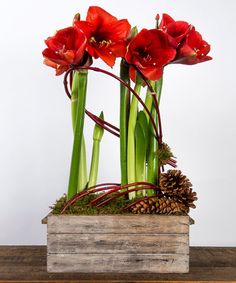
left=0, top=0, right=235, bottom=246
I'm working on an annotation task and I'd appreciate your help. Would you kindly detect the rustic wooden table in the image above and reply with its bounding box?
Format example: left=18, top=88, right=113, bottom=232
left=0, top=246, right=235, bottom=282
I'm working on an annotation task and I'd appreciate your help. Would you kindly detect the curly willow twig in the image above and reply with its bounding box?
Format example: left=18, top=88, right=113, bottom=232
left=63, top=66, right=161, bottom=144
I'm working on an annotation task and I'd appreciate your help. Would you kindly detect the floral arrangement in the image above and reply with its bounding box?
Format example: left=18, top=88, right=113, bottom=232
left=42, top=6, right=211, bottom=215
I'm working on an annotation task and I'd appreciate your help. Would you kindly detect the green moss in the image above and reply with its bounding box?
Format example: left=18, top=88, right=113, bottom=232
left=50, top=193, right=134, bottom=215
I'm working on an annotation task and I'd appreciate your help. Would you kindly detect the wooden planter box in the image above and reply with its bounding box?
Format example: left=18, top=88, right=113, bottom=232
left=42, top=214, right=192, bottom=273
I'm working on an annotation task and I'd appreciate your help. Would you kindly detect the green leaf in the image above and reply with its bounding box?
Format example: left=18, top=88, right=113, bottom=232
left=135, top=113, right=147, bottom=184
left=88, top=111, right=105, bottom=188
left=137, top=111, right=148, bottom=143
left=67, top=71, right=88, bottom=199
left=120, top=59, right=130, bottom=186
left=135, top=122, right=146, bottom=170
left=127, top=81, right=142, bottom=199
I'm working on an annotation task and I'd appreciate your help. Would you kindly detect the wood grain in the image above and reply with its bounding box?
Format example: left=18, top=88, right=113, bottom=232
left=0, top=246, right=236, bottom=282
left=48, top=233, right=189, bottom=254
left=47, top=253, right=189, bottom=273
left=46, top=215, right=190, bottom=273
left=47, top=215, right=190, bottom=234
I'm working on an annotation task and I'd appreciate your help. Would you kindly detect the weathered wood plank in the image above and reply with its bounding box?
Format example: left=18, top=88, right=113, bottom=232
left=41, top=213, right=52, bottom=224
left=47, top=215, right=190, bottom=273
left=47, top=215, right=190, bottom=234
left=1, top=267, right=236, bottom=281
left=1, top=246, right=236, bottom=281
left=48, top=233, right=189, bottom=254
left=47, top=253, right=189, bottom=273
left=0, top=246, right=46, bottom=257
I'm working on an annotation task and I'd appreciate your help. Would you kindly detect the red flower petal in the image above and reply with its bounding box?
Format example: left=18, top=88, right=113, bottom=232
left=126, top=28, right=147, bottom=51
left=63, top=50, right=75, bottom=64
left=186, top=29, right=202, bottom=48
left=159, top=14, right=191, bottom=47
left=73, top=30, right=87, bottom=63
left=86, top=6, right=117, bottom=26
left=42, top=26, right=87, bottom=75
left=125, top=29, right=176, bottom=81
left=110, top=42, right=127, bottom=58
left=42, top=48, right=68, bottom=65
left=74, top=20, right=94, bottom=38
left=159, top=13, right=175, bottom=29
left=44, top=58, right=58, bottom=69
left=45, top=27, right=76, bottom=51
left=129, top=66, right=136, bottom=82
left=94, top=48, right=116, bottom=67
left=166, top=21, right=190, bottom=45
left=141, top=66, right=164, bottom=81
left=45, top=37, right=62, bottom=52
left=43, top=58, right=69, bottom=75
left=200, top=40, right=211, bottom=54
left=126, top=29, right=176, bottom=66
left=103, top=19, right=131, bottom=41
left=177, top=44, right=195, bottom=58
left=75, top=6, right=131, bottom=67
left=173, top=28, right=212, bottom=65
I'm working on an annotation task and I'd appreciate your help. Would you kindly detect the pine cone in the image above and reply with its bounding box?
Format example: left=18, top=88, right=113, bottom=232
left=129, top=196, right=189, bottom=215
left=171, top=188, right=197, bottom=208
left=158, top=143, right=174, bottom=166
left=160, top=169, right=197, bottom=208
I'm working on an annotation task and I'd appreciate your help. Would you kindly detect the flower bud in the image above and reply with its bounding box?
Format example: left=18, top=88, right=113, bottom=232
left=93, top=111, right=104, bottom=142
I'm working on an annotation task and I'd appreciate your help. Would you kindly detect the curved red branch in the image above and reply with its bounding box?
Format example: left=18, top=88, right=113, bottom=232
left=64, top=66, right=160, bottom=141
left=86, top=110, right=120, bottom=132
left=88, top=182, right=157, bottom=206
left=61, top=181, right=159, bottom=213
left=96, top=186, right=161, bottom=208
left=60, top=183, right=120, bottom=214
left=85, top=110, right=120, bottom=137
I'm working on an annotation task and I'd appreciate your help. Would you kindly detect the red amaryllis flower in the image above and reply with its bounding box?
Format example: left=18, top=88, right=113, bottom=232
left=42, top=26, right=88, bottom=75
left=125, top=29, right=176, bottom=81
left=74, top=6, right=131, bottom=67
left=158, top=13, right=191, bottom=47
left=173, top=28, right=212, bottom=65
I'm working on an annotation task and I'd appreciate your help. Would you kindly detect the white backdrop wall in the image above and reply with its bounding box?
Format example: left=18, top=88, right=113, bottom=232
left=0, top=0, right=235, bottom=245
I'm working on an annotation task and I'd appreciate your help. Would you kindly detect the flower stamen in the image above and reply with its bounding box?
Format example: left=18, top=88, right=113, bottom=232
left=144, top=54, right=152, bottom=62
left=99, top=39, right=112, bottom=47
left=89, top=36, right=96, bottom=43
left=90, top=37, right=112, bottom=48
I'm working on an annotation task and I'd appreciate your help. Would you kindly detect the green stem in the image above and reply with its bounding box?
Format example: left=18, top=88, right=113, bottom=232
left=147, top=106, right=157, bottom=194
left=146, top=78, right=163, bottom=193
left=88, top=140, right=100, bottom=188
left=71, top=71, right=79, bottom=131
left=67, top=70, right=88, bottom=199
left=157, top=77, right=163, bottom=104
left=88, top=111, right=104, bottom=188
left=144, top=80, right=156, bottom=195
left=71, top=71, right=87, bottom=193
left=135, top=126, right=145, bottom=197
left=77, top=136, right=87, bottom=192
left=127, top=80, right=142, bottom=199
left=155, top=77, right=163, bottom=186
left=120, top=60, right=130, bottom=186
left=144, top=81, right=155, bottom=122
left=135, top=111, right=148, bottom=196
